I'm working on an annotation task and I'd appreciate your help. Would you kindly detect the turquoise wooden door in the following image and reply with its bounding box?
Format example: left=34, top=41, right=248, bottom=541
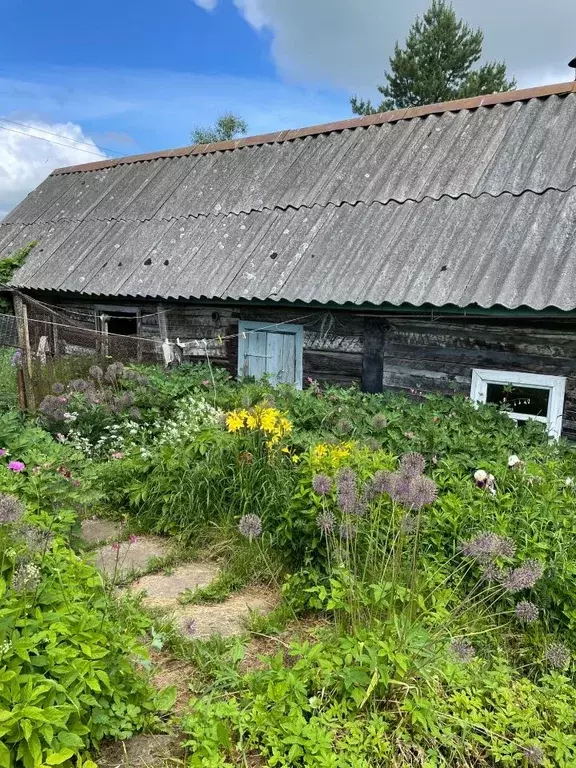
left=238, top=321, right=303, bottom=388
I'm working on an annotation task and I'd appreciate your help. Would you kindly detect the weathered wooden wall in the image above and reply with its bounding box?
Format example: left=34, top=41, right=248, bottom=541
left=383, top=317, right=576, bottom=437
left=23, top=294, right=576, bottom=437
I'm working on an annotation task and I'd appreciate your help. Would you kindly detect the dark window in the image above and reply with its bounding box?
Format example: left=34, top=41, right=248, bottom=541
left=107, top=313, right=138, bottom=336
left=485, top=383, right=550, bottom=418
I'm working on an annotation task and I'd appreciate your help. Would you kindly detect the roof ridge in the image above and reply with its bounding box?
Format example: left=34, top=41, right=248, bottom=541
left=51, top=81, right=576, bottom=176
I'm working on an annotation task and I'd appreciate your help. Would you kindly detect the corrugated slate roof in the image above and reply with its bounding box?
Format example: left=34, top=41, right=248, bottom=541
left=3, top=81, right=576, bottom=310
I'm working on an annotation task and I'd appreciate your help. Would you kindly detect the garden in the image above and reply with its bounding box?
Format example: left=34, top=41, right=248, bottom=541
left=1, top=352, right=576, bottom=767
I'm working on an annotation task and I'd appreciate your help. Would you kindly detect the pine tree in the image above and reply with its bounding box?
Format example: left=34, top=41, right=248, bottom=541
left=350, top=0, right=516, bottom=115
left=191, top=112, right=248, bottom=144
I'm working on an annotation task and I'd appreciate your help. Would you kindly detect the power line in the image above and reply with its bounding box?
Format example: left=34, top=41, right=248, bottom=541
left=0, top=116, right=123, bottom=157
left=0, top=123, right=109, bottom=158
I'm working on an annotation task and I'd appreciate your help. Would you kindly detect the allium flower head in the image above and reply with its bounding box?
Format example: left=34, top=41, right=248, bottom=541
left=8, top=461, right=25, bottom=473
left=545, top=642, right=571, bottom=670
left=316, top=510, right=336, bottom=535
left=515, top=600, right=539, bottom=624
left=336, top=467, right=358, bottom=515
left=481, top=563, right=506, bottom=583
left=89, top=365, right=103, bottom=381
left=11, top=349, right=22, bottom=367
left=400, top=452, right=426, bottom=478
left=0, top=448, right=7, bottom=457
left=521, top=745, right=545, bottom=766
left=312, top=473, right=332, bottom=496
left=18, top=525, right=53, bottom=553
left=0, top=494, right=25, bottom=524
left=503, top=560, right=544, bottom=593
left=129, top=406, right=142, bottom=421
left=406, top=475, right=438, bottom=509
left=366, top=438, right=381, bottom=452
left=238, top=514, right=263, bottom=541
left=51, top=382, right=65, bottom=394
left=335, top=418, right=353, bottom=435
left=69, top=378, right=91, bottom=392
left=371, top=413, right=388, bottom=430
left=184, top=618, right=197, bottom=636
left=371, top=470, right=395, bottom=496
left=461, top=532, right=516, bottom=563
left=39, top=395, right=67, bottom=421
left=449, top=638, right=476, bottom=663
left=400, top=514, right=418, bottom=534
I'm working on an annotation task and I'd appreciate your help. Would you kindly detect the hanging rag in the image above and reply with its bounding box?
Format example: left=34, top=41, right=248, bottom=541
left=36, top=335, right=50, bottom=365
left=161, top=338, right=174, bottom=367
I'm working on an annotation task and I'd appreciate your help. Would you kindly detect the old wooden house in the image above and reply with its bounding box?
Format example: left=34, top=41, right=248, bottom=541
left=2, top=81, right=576, bottom=437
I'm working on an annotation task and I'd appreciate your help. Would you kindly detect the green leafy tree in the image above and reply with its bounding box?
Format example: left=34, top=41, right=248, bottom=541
left=351, top=0, right=516, bottom=115
left=191, top=112, right=248, bottom=144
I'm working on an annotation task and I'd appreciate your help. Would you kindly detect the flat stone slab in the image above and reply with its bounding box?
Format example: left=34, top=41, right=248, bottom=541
left=130, top=562, right=220, bottom=606
left=174, top=587, right=277, bottom=639
left=96, top=734, right=183, bottom=768
left=80, top=518, right=122, bottom=546
left=92, top=536, right=170, bottom=579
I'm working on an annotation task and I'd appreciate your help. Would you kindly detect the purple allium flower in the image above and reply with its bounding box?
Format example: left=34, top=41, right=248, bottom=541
left=10, top=349, right=22, bottom=368
left=183, top=618, right=197, bottom=636
left=481, top=563, right=506, bottom=583
left=51, top=382, right=65, bottom=395
left=238, top=514, right=263, bottom=541
left=335, top=418, right=353, bottom=435
left=502, top=560, right=544, bottom=593
left=312, top=473, right=332, bottom=496
left=69, top=378, right=91, bottom=392
left=0, top=448, right=6, bottom=457
left=371, top=413, right=388, bottom=430
left=389, top=472, right=412, bottom=505
left=339, top=522, right=357, bottom=541
left=371, top=470, right=395, bottom=496
left=545, top=642, right=571, bottom=670
left=461, top=532, right=517, bottom=563
left=521, top=745, right=545, bottom=766
left=89, top=365, right=103, bottom=381
left=104, top=362, right=124, bottom=382
left=406, top=475, right=438, bottom=509
left=12, top=560, right=41, bottom=592
left=400, top=514, right=418, bottom=534
left=316, top=510, right=336, bottom=535
left=136, top=374, right=149, bottom=387
left=449, top=638, right=476, bottom=663
left=400, top=452, right=426, bottom=478
left=515, top=600, right=539, bottom=624
left=7, top=461, right=25, bottom=473
left=0, top=494, right=25, bottom=524
left=365, top=438, right=382, bottom=452
left=39, top=395, right=67, bottom=421
left=119, top=391, right=135, bottom=407
left=129, top=406, right=142, bottom=421
left=18, top=525, right=53, bottom=553
left=336, top=467, right=358, bottom=515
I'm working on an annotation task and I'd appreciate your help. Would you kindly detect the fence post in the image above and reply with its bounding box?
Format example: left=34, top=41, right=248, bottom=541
left=13, top=295, right=35, bottom=411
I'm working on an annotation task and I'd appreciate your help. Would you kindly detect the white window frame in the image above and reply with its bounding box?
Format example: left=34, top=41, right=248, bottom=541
left=470, top=369, right=566, bottom=439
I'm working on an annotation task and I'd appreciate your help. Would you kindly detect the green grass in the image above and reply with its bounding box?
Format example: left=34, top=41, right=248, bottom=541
left=0, top=347, right=18, bottom=410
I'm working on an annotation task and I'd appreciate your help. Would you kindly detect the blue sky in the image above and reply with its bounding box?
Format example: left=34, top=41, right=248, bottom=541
left=2, top=0, right=575, bottom=216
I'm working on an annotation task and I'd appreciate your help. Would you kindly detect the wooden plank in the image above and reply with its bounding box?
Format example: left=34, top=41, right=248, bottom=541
left=303, top=351, right=362, bottom=377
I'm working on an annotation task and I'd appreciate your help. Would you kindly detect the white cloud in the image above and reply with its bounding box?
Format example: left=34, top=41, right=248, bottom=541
left=0, top=120, right=106, bottom=218
left=201, top=0, right=576, bottom=94
left=192, top=0, right=218, bottom=9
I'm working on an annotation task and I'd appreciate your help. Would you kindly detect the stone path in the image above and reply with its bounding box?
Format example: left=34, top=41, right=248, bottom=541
left=83, top=518, right=276, bottom=639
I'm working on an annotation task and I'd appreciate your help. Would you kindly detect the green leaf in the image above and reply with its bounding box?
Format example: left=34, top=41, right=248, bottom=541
left=0, top=741, right=10, bottom=768
left=55, top=732, right=83, bottom=749
left=155, top=686, right=177, bottom=712
left=46, top=749, right=75, bottom=765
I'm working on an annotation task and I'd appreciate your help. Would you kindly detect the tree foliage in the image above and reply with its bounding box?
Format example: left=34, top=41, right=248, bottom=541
left=351, top=0, right=516, bottom=115
left=191, top=112, right=248, bottom=144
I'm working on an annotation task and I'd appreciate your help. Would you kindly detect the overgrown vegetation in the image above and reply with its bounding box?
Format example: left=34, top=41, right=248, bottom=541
left=3, top=357, right=576, bottom=765
left=0, top=243, right=36, bottom=313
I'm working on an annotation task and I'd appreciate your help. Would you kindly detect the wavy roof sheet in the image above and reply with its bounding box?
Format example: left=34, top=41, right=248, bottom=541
left=3, top=81, right=576, bottom=310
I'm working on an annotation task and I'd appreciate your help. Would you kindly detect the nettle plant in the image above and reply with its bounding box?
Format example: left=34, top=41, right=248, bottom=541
left=0, top=493, right=171, bottom=768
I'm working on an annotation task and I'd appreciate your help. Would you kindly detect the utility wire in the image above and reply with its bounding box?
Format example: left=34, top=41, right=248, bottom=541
left=0, top=116, right=123, bottom=157
left=0, top=123, right=109, bottom=158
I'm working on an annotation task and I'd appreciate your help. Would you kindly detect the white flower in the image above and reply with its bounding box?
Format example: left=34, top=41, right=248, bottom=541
left=566, top=477, right=574, bottom=487
left=63, top=412, right=77, bottom=422
left=474, top=470, right=488, bottom=483
left=508, top=455, right=521, bottom=468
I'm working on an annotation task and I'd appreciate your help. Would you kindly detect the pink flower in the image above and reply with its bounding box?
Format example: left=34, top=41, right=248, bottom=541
left=111, top=452, right=125, bottom=460
left=72, top=480, right=80, bottom=487
left=202, top=379, right=210, bottom=387
left=129, top=534, right=137, bottom=544
left=8, top=461, right=25, bottom=472
left=32, top=466, right=41, bottom=474
left=0, top=449, right=7, bottom=457
left=55, top=433, right=66, bottom=443
left=112, top=542, right=120, bottom=551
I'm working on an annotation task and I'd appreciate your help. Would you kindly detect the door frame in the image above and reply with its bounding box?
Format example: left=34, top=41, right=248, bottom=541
left=238, top=320, right=303, bottom=388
